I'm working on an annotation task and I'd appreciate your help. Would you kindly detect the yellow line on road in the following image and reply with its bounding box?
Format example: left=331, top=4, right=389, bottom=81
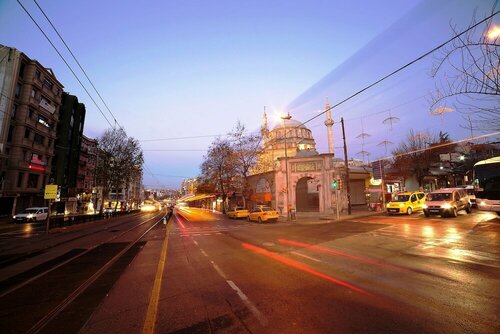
left=142, top=219, right=172, bottom=334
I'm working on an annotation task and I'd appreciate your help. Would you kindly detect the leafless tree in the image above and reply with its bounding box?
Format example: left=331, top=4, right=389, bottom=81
left=228, top=121, right=261, bottom=206
left=96, top=128, right=144, bottom=212
left=199, top=138, right=238, bottom=213
left=430, top=8, right=500, bottom=132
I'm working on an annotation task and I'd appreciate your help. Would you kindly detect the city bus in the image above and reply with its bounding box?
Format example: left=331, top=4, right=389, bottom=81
left=473, top=156, right=500, bottom=216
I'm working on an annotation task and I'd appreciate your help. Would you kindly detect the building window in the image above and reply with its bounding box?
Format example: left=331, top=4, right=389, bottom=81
left=35, top=69, right=41, bottom=79
left=31, top=88, right=37, bottom=98
left=15, top=84, right=21, bottom=98
left=11, top=105, right=17, bottom=119
left=25, top=128, right=30, bottom=139
left=24, top=150, right=29, bottom=161
left=43, top=78, right=53, bottom=90
left=19, top=63, right=26, bottom=78
left=27, top=174, right=39, bottom=188
left=34, top=133, right=44, bottom=145
left=7, top=126, right=14, bottom=142
left=29, top=109, right=35, bottom=118
left=17, top=172, right=24, bottom=188
left=38, top=115, right=50, bottom=128
left=41, top=96, right=51, bottom=105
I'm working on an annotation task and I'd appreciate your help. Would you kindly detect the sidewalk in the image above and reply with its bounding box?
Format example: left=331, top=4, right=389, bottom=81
left=278, top=205, right=385, bottom=224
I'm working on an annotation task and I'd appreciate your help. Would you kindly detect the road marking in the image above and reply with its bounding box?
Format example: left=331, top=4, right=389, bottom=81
left=210, top=260, right=227, bottom=279
left=193, top=240, right=198, bottom=245
left=291, top=251, right=321, bottom=262
left=201, top=249, right=209, bottom=257
left=142, top=221, right=172, bottom=334
left=226, top=280, right=268, bottom=326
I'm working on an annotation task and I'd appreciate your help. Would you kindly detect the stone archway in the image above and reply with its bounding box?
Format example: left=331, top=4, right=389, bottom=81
left=295, top=177, right=319, bottom=212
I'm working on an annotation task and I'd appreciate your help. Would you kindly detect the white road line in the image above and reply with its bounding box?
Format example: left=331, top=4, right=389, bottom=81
left=291, top=251, right=322, bottom=262
left=193, top=240, right=198, bottom=245
left=226, top=280, right=268, bottom=326
left=200, top=249, right=209, bottom=257
left=210, top=261, right=227, bottom=279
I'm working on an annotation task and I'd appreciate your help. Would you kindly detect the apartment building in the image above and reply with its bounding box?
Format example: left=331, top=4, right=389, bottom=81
left=0, top=45, right=63, bottom=215
left=52, top=92, right=86, bottom=214
left=77, top=134, right=98, bottom=213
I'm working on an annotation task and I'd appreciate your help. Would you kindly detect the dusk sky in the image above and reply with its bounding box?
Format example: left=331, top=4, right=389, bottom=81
left=1, top=0, right=498, bottom=188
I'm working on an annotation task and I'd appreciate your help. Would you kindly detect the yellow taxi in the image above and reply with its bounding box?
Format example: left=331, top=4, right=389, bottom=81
left=247, top=206, right=279, bottom=223
left=226, top=207, right=249, bottom=219
left=386, top=191, right=426, bottom=215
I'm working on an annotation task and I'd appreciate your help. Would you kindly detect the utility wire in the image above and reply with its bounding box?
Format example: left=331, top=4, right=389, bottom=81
left=288, top=9, right=500, bottom=133
left=16, top=0, right=114, bottom=128
left=31, top=0, right=121, bottom=128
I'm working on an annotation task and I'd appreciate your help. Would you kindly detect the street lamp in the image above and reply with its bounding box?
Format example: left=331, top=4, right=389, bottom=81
left=281, top=112, right=292, bottom=220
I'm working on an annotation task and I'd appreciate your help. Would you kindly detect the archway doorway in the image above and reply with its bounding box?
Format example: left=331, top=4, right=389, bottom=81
left=295, top=177, right=319, bottom=212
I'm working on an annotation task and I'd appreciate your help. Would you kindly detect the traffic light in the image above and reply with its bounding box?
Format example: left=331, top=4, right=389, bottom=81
left=338, top=178, right=343, bottom=190
left=331, top=179, right=338, bottom=190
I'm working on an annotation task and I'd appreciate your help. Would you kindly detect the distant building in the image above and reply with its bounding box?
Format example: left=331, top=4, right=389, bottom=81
left=0, top=45, right=63, bottom=215
left=77, top=134, right=98, bottom=213
left=51, top=92, right=86, bottom=214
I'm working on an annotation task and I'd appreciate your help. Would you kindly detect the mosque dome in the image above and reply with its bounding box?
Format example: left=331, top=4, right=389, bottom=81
left=271, top=118, right=308, bottom=130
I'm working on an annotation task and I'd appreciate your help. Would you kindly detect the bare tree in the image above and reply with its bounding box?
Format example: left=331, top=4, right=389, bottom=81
left=228, top=121, right=261, bottom=206
left=199, top=138, right=238, bottom=213
left=96, top=128, right=143, bottom=212
left=430, top=8, right=500, bottom=132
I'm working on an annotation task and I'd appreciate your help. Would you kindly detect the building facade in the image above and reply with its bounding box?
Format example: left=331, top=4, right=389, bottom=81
left=77, top=134, right=98, bottom=213
left=249, top=110, right=370, bottom=216
left=51, top=92, right=86, bottom=214
left=0, top=45, right=63, bottom=215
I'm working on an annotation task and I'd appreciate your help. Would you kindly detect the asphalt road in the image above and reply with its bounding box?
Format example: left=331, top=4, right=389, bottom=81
left=0, top=208, right=498, bottom=333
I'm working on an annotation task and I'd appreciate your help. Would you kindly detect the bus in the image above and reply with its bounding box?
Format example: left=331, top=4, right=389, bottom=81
left=473, top=156, right=500, bottom=216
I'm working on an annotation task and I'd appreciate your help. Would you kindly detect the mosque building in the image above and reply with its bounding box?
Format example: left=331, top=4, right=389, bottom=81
left=247, top=100, right=370, bottom=216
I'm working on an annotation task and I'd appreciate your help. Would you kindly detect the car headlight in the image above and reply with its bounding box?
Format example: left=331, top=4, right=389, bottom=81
left=13, top=215, right=17, bottom=219
left=441, top=203, right=452, bottom=209
left=399, top=203, right=405, bottom=207
left=386, top=204, right=391, bottom=208
left=27, top=214, right=34, bottom=218
left=478, top=201, right=486, bottom=206
left=422, top=204, right=428, bottom=209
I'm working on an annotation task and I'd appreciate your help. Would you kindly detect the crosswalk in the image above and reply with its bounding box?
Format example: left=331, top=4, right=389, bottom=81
left=173, top=223, right=255, bottom=237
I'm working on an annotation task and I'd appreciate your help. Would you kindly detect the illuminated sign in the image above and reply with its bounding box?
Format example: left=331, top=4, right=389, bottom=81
left=29, top=165, right=45, bottom=171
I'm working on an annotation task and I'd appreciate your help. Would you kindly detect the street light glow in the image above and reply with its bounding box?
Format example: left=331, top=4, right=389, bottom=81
left=486, top=25, right=500, bottom=40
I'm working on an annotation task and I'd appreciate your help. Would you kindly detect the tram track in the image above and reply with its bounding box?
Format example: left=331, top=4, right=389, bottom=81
left=0, top=211, right=170, bottom=334
left=0, top=211, right=166, bottom=298
left=0, top=212, right=146, bottom=269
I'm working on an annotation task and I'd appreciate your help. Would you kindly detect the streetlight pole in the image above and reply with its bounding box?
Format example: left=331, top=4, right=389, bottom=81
left=281, top=112, right=292, bottom=220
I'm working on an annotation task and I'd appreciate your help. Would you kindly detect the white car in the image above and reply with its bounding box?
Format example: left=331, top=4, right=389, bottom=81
left=12, top=207, right=48, bottom=223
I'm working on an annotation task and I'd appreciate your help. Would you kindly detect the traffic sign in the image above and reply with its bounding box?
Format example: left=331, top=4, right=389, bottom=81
left=44, top=184, right=58, bottom=199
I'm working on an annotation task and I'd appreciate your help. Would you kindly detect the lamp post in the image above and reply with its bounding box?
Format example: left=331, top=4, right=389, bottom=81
left=281, top=112, right=292, bottom=220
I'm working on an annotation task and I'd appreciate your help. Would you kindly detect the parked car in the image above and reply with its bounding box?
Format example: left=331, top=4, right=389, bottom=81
left=12, top=207, right=48, bottom=223
left=227, top=207, right=249, bottom=219
left=386, top=191, right=426, bottom=215
left=423, top=188, right=471, bottom=217
left=456, top=184, right=477, bottom=207
left=247, top=206, right=279, bottom=223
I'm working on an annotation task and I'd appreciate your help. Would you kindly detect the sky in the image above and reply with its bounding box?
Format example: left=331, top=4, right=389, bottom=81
left=1, top=0, right=498, bottom=188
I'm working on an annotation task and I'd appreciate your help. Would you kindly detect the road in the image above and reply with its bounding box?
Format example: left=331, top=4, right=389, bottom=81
left=0, top=208, right=498, bottom=333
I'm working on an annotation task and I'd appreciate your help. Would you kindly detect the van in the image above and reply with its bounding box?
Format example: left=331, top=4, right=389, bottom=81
left=12, top=207, right=49, bottom=223
left=423, top=188, right=471, bottom=217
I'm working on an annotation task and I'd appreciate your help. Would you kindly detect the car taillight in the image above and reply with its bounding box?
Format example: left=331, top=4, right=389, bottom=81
left=263, top=213, right=267, bottom=215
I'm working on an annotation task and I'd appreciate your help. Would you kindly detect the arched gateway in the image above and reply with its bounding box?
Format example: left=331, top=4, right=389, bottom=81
left=295, top=177, right=319, bottom=212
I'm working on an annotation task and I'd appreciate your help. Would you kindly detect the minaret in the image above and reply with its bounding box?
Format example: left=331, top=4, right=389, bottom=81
left=324, top=97, right=334, bottom=154
left=261, top=106, right=268, bottom=137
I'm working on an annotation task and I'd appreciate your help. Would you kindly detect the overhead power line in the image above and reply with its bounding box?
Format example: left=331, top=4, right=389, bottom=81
left=31, top=0, right=121, bottom=129
left=290, top=9, right=500, bottom=131
left=16, top=0, right=114, bottom=128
